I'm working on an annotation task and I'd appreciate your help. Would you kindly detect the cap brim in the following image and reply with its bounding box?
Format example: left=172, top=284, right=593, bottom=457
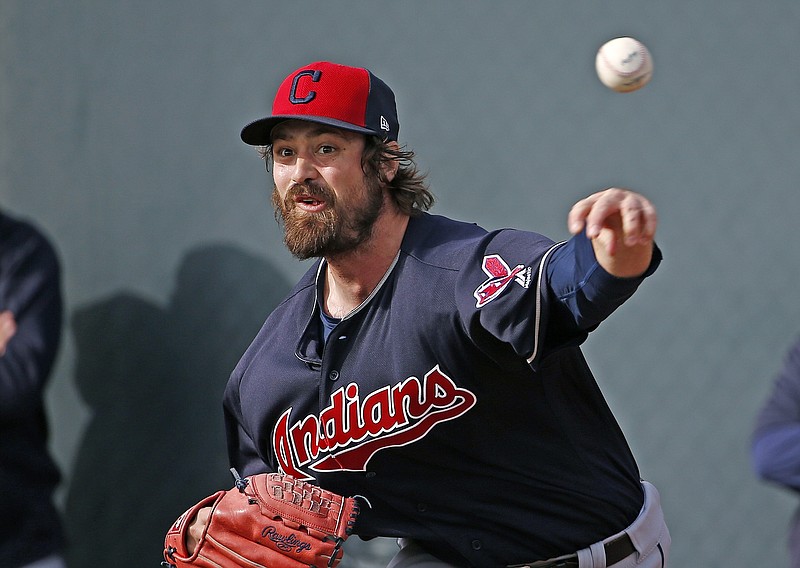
left=240, top=115, right=379, bottom=145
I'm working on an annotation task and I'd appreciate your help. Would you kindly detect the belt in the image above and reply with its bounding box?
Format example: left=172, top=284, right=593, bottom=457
left=509, top=532, right=637, bottom=568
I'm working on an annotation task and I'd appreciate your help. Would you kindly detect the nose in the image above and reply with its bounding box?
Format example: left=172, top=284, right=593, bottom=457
left=290, top=155, right=319, bottom=185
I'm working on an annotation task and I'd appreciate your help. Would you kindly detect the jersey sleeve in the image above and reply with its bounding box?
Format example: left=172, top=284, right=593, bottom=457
left=455, top=228, right=661, bottom=369
left=544, top=230, right=662, bottom=344
left=752, top=337, right=800, bottom=491
left=0, top=221, right=63, bottom=420
left=454, top=228, right=560, bottom=369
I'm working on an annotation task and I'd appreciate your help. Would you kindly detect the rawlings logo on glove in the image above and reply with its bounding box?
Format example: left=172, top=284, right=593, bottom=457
left=163, top=469, right=360, bottom=568
left=262, top=526, right=314, bottom=553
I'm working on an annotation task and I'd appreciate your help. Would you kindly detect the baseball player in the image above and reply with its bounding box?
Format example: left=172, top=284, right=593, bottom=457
left=165, top=61, right=670, bottom=568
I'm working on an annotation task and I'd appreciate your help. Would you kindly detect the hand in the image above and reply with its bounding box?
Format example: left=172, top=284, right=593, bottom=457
left=186, top=506, right=212, bottom=554
left=0, top=311, right=17, bottom=356
left=567, top=188, right=657, bottom=277
left=164, top=472, right=359, bottom=568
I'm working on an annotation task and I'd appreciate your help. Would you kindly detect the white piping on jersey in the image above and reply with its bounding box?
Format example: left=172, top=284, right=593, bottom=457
left=527, top=241, right=568, bottom=365
left=315, top=250, right=402, bottom=321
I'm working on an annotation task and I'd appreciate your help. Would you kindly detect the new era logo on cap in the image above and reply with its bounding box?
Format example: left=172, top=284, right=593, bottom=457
left=241, top=61, right=399, bottom=145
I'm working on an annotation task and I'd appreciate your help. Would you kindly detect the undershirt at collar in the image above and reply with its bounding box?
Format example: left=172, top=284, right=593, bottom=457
left=315, top=250, right=401, bottom=343
left=319, top=307, right=341, bottom=342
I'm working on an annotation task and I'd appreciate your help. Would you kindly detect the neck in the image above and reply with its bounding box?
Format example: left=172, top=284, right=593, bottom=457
left=323, top=206, right=410, bottom=318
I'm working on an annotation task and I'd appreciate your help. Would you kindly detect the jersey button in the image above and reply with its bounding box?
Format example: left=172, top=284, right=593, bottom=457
left=328, top=370, right=340, bottom=381
left=416, top=503, right=427, bottom=513
left=471, top=540, right=482, bottom=551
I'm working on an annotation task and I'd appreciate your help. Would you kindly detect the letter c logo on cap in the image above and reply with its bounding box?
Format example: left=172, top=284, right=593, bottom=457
left=289, top=70, right=322, bottom=104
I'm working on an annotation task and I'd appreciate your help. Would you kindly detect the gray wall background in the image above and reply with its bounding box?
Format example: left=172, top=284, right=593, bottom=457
left=2, top=1, right=799, bottom=566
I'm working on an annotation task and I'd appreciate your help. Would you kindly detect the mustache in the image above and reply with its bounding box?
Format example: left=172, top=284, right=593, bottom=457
left=285, top=182, right=335, bottom=205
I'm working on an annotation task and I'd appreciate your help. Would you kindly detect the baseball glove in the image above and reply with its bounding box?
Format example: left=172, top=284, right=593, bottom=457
left=163, top=469, right=360, bottom=568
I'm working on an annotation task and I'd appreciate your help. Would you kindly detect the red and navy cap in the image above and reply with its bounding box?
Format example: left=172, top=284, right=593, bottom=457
left=240, top=61, right=399, bottom=145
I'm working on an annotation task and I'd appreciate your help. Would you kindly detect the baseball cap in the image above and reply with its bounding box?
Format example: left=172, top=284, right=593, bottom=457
left=240, top=61, right=399, bottom=145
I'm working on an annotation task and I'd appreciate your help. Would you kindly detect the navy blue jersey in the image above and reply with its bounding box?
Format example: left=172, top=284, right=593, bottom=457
left=223, top=212, right=661, bottom=566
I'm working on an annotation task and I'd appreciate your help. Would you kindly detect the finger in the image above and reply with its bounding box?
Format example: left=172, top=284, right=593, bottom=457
left=619, top=195, right=645, bottom=246
left=620, top=194, right=657, bottom=245
left=582, top=190, right=624, bottom=239
left=186, top=507, right=212, bottom=553
left=567, top=194, right=601, bottom=235
left=640, top=198, right=658, bottom=241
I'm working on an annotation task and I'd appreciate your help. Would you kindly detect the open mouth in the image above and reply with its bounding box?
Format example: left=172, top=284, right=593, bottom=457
left=294, top=194, right=327, bottom=212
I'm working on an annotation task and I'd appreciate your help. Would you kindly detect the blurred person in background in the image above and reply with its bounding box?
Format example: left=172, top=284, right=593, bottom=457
left=0, top=208, right=65, bottom=568
left=752, top=335, right=800, bottom=568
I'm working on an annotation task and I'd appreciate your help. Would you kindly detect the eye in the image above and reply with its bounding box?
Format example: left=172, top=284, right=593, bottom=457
left=318, top=144, right=336, bottom=155
left=273, top=146, right=294, bottom=159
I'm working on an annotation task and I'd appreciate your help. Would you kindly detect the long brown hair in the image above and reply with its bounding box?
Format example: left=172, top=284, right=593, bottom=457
left=361, top=136, right=434, bottom=216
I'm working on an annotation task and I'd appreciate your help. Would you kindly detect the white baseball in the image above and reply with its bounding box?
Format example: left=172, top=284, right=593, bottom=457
left=595, top=36, right=653, bottom=93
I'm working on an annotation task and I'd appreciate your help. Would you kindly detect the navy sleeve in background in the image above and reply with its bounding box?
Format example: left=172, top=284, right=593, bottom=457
left=0, top=213, right=63, bottom=421
left=752, top=338, right=800, bottom=492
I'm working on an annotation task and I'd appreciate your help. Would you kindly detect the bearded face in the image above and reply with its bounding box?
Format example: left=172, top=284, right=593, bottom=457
left=272, top=175, right=385, bottom=260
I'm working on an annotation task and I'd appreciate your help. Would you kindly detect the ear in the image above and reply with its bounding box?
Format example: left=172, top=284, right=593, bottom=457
left=381, top=141, right=401, bottom=182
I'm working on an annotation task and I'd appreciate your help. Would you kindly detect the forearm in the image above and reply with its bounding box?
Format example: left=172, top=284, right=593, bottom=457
left=0, top=246, right=62, bottom=418
left=547, top=231, right=661, bottom=332
left=0, top=324, right=60, bottom=417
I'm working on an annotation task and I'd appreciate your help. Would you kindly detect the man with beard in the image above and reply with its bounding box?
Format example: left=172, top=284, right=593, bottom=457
left=170, top=61, right=670, bottom=568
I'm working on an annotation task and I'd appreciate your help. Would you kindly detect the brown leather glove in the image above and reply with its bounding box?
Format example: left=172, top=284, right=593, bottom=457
left=164, top=470, right=360, bottom=568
